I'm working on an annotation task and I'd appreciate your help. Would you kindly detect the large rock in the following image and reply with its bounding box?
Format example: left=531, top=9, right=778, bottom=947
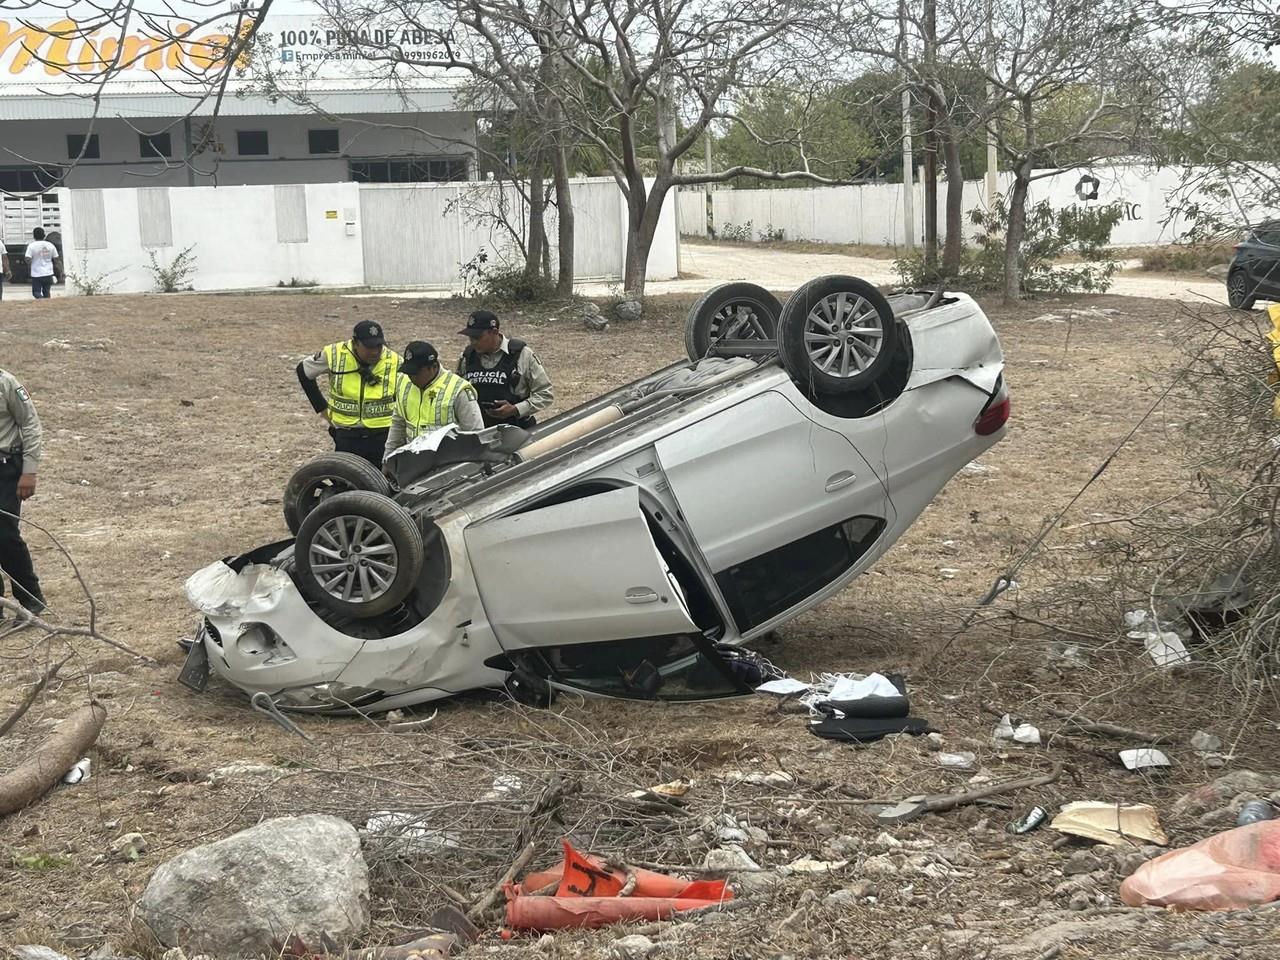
left=138, top=815, right=368, bottom=959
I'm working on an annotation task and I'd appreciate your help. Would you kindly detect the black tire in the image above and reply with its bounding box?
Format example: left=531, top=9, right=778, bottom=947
left=284, top=452, right=390, bottom=535
left=1227, top=269, right=1256, bottom=310
left=684, top=282, right=782, bottom=361
left=294, top=490, right=423, bottom=618
left=778, top=275, right=900, bottom=394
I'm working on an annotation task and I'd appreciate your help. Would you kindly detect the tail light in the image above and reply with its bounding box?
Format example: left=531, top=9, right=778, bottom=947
left=975, top=395, right=1010, bottom=436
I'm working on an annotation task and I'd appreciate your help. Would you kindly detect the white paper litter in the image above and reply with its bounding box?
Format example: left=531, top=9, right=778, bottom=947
left=1123, top=609, right=1149, bottom=628
left=755, top=677, right=811, bottom=696
left=483, top=774, right=524, bottom=800
left=992, top=714, right=1016, bottom=740
left=937, top=751, right=977, bottom=770
left=1142, top=632, right=1191, bottom=667
left=826, top=672, right=900, bottom=702
left=364, top=812, right=461, bottom=851
left=1120, top=748, right=1172, bottom=771
left=1013, top=724, right=1042, bottom=745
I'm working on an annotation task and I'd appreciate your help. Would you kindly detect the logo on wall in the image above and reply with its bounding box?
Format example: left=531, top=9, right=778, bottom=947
left=1075, top=175, right=1101, bottom=201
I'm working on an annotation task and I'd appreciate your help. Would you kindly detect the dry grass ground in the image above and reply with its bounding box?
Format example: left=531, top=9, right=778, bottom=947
left=0, top=288, right=1276, bottom=959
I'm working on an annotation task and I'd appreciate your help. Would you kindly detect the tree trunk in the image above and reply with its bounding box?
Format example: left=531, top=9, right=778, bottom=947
left=525, top=158, right=545, bottom=279
left=941, top=131, right=964, bottom=276
left=621, top=179, right=670, bottom=300
left=551, top=144, right=574, bottom=296
left=1003, top=166, right=1031, bottom=303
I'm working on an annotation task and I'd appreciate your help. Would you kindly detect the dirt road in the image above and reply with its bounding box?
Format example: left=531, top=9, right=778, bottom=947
left=0, top=288, right=1273, bottom=959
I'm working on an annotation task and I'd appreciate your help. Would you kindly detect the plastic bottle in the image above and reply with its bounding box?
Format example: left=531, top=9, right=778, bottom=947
left=1236, top=800, right=1276, bottom=826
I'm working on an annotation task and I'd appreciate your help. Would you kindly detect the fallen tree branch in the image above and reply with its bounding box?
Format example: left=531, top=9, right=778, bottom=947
left=0, top=598, right=152, bottom=663
left=879, top=763, right=1065, bottom=824
left=0, top=653, right=72, bottom=739
left=1045, top=708, right=1166, bottom=744
left=466, top=842, right=535, bottom=922
left=0, top=701, right=107, bottom=816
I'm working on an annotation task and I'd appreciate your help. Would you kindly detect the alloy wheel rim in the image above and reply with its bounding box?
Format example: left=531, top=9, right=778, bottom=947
left=309, top=514, right=399, bottom=603
left=803, top=292, right=885, bottom=378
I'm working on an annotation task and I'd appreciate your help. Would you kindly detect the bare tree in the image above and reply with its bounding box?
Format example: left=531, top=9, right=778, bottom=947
left=948, top=0, right=1148, bottom=301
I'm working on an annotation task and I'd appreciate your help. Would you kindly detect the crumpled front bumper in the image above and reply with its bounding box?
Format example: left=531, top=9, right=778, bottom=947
left=186, top=549, right=505, bottom=711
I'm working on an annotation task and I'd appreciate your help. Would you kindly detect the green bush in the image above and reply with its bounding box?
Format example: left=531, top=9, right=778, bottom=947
left=1138, top=244, right=1235, bottom=273
left=895, top=196, right=1122, bottom=295
left=457, top=248, right=557, bottom=302
left=719, top=220, right=754, bottom=242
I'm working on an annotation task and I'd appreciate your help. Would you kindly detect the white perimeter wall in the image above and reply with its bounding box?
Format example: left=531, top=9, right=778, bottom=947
left=55, top=176, right=678, bottom=294
left=679, top=165, right=1280, bottom=248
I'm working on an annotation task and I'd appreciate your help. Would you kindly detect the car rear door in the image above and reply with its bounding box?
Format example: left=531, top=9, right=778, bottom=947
left=655, top=389, right=893, bottom=602
left=465, top=485, right=698, bottom=650
left=1245, top=225, right=1280, bottom=297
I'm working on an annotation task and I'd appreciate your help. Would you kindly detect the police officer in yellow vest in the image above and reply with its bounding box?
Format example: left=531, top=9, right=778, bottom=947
left=383, top=341, right=484, bottom=462
left=296, top=320, right=402, bottom=467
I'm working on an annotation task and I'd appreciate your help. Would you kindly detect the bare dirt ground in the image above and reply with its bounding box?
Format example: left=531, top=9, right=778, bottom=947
left=0, top=287, right=1277, bottom=960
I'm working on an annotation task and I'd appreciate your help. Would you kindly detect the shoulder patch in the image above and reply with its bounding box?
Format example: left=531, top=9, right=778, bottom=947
left=16, top=385, right=30, bottom=403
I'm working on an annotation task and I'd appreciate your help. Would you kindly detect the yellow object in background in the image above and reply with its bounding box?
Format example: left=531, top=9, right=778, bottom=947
left=1269, top=305, right=1280, bottom=417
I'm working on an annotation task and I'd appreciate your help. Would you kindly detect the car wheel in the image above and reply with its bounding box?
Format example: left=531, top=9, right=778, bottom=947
left=684, top=282, right=782, bottom=361
left=777, top=275, right=900, bottom=394
left=294, top=490, right=424, bottom=619
left=284, top=452, right=391, bottom=535
left=1227, top=270, right=1256, bottom=310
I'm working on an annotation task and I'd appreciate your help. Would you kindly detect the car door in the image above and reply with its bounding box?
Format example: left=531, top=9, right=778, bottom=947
left=1252, top=225, right=1280, bottom=297
left=465, top=485, right=698, bottom=650
left=655, top=388, right=893, bottom=576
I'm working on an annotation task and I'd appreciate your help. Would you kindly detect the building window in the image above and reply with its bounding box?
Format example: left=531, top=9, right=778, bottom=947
left=139, top=132, right=173, bottom=159
left=0, top=166, right=63, bottom=192
left=236, top=130, right=270, bottom=156
left=309, top=129, right=340, bottom=154
left=348, top=156, right=469, bottom=183
left=66, top=134, right=100, bottom=160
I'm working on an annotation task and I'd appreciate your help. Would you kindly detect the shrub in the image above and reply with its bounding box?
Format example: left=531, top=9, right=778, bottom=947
left=457, top=248, right=557, bottom=302
left=758, top=223, right=785, bottom=242
left=67, top=257, right=123, bottom=296
left=1138, top=244, right=1236, bottom=273
left=278, top=277, right=319, bottom=288
left=895, top=196, right=1122, bottom=295
left=145, top=245, right=198, bottom=293
left=718, top=220, right=754, bottom=242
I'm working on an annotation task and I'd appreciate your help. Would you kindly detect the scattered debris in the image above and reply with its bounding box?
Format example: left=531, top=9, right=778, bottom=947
left=62, top=757, right=92, bottom=784
left=580, top=303, right=609, bottom=332
left=363, top=812, right=461, bottom=854
left=877, top=763, right=1063, bottom=825
left=1049, top=801, right=1168, bottom=846
left=1120, top=747, right=1172, bottom=772
left=11, top=948, right=73, bottom=960
left=738, top=770, right=794, bottom=787
left=992, top=714, right=1016, bottom=740
left=111, top=832, right=147, bottom=862
left=612, top=298, right=643, bottom=322
left=1190, top=730, right=1223, bottom=754
left=784, top=857, right=848, bottom=873
left=0, top=703, right=107, bottom=816
left=138, top=815, right=369, bottom=959
left=207, top=763, right=295, bottom=784
left=1121, top=821, right=1280, bottom=910
left=1012, top=724, right=1042, bottom=745
left=1237, top=799, right=1275, bottom=826
left=937, top=751, right=978, bottom=771
left=482, top=775, right=524, bottom=800
left=1007, top=806, right=1048, bottom=835
left=632, top=778, right=691, bottom=799
left=608, top=935, right=656, bottom=960
left=1174, top=771, right=1279, bottom=818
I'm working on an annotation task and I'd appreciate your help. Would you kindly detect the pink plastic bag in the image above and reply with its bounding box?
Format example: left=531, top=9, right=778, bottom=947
left=1120, top=821, right=1280, bottom=911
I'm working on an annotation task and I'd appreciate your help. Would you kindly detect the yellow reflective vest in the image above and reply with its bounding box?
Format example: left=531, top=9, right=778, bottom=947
left=394, top=370, right=476, bottom=440
left=322, top=341, right=402, bottom=429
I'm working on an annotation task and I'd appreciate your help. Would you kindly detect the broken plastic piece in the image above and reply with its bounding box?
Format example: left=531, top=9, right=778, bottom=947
left=1120, top=821, right=1280, bottom=910
left=992, top=714, right=1016, bottom=740
left=62, top=757, right=91, bottom=785
left=506, top=840, right=731, bottom=931
left=1143, top=631, right=1191, bottom=667
left=1120, top=748, right=1172, bottom=771
left=1012, top=724, right=1042, bottom=745
left=1007, top=806, right=1048, bottom=835
left=1049, top=800, right=1168, bottom=847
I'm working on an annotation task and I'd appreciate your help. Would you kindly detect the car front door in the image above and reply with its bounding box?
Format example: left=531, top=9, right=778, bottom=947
left=465, top=485, right=698, bottom=650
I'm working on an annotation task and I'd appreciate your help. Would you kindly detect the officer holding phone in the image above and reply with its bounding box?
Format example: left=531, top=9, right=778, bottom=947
left=456, top=310, right=554, bottom=429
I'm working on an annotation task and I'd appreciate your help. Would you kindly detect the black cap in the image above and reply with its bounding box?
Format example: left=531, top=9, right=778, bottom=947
left=458, top=309, right=500, bottom=336
left=401, top=340, right=440, bottom=375
left=353, top=320, right=386, bottom=346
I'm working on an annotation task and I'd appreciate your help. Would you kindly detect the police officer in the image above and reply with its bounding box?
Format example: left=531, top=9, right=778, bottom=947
left=456, top=310, right=553, bottom=428
left=0, top=368, right=45, bottom=615
left=296, top=320, right=402, bottom=467
left=384, top=341, right=484, bottom=461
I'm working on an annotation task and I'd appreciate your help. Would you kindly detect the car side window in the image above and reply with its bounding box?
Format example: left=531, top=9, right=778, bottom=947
left=715, top=515, right=886, bottom=631
left=1253, top=225, right=1280, bottom=247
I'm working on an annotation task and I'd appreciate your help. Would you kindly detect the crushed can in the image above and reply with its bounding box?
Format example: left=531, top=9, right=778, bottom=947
left=1007, top=805, right=1048, bottom=835
left=1237, top=800, right=1275, bottom=827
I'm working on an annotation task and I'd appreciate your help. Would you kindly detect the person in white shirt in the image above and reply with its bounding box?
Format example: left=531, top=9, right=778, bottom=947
left=24, top=228, right=62, bottom=300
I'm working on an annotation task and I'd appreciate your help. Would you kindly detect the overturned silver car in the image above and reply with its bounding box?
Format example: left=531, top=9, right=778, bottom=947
left=183, top=276, right=1008, bottom=712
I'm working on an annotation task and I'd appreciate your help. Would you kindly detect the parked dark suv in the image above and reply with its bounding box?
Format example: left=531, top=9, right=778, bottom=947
left=1227, top=220, right=1280, bottom=309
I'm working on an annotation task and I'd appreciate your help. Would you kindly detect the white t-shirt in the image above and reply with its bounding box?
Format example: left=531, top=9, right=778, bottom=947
left=24, top=240, right=57, bottom=278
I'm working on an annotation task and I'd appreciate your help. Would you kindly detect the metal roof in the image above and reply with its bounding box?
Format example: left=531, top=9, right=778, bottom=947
left=0, top=78, right=470, bottom=121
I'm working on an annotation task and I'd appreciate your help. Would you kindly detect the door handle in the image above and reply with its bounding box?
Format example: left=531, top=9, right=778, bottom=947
left=625, top=588, right=660, bottom=604
left=825, top=470, right=857, bottom=492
